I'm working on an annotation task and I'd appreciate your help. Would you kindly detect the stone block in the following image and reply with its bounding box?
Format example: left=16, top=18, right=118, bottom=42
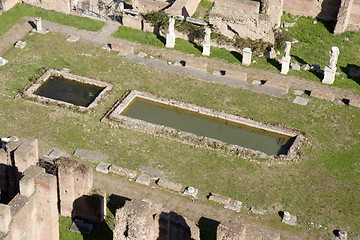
left=251, top=80, right=262, bottom=85
left=0, top=149, right=7, bottom=164
left=208, top=193, right=231, bottom=205
left=293, top=90, right=303, bottom=95
left=14, top=41, right=27, bottom=49
left=224, top=200, right=242, bottom=212
left=226, top=69, right=247, bottom=81
left=101, top=44, right=111, bottom=51
left=265, top=81, right=289, bottom=93
left=44, top=148, right=70, bottom=159
left=66, top=36, right=80, bottom=42
left=242, top=48, right=252, bottom=66
left=182, top=186, right=198, bottom=199
left=249, top=206, right=267, bottom=215
left=290, top=62, right=300, bottom=70
left=156, top=178, right=182, bottom=192
left=135, top=173, right=151, bottom=185
left=0, top=57, right=8, bottom=66
left=122, top=14, right=142, bottom=30
left=322, top=66, right=336, bottom=84
left=166, top=32, right=175, bottom=48
left=281, top=211, right=297, bottom=225
left=293, top=96, right=309, bottom=106
left=74, top=149, right=108, bottom=162
left=13, top=137, right=38, bottom=172
left=0, top=204, right=11, bottom=233
left=111, top=43, right=134, bottom=55
left=96, top=162, right=111, bottom=174
left=310, top=89, right=336, bottom=101
left=109, top=165, right=137, bottom=179
left=281, top=57, right=290, bottom=75
left=185, top=59, right=207, bottom=71
left=349, top=98, right=360, bottom=108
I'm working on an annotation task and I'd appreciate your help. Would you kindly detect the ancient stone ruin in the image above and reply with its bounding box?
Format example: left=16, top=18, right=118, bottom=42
left=0, top=136, right=104, bottom=239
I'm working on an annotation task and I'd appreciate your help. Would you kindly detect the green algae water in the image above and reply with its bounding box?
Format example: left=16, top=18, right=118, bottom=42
left=35, top=76, right=104, bottom=107
left=121, top=98, right=295, bottom=156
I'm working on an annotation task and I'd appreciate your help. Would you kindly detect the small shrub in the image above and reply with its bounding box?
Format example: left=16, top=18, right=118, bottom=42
left=274, top=29, right=291, bottom=50
left=233, top=36, right=272, bottom=56
left=175, top=21, right=205, bottom=40
left=144, top=11, right=169, bottom=30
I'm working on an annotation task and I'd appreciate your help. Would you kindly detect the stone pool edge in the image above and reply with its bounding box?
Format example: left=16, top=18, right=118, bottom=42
left=22, top=68, right=113, bottom=112
left=105, top=90, right=305, bottom=160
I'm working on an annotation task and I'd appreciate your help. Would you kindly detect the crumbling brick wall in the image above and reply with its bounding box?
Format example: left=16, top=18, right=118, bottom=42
left=113, top=199, right=200, bottom=240
left=57, top=157, right=93, bottom=217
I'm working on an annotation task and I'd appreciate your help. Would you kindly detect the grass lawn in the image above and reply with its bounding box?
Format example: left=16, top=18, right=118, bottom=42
left=0, top=3, right=104, bottom=37
left=0, top=31, right=359, bottom=239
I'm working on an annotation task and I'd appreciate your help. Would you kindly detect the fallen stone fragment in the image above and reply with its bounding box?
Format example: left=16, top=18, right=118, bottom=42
left=224, top=200, right=242, bottom=212
left=67, top=36, right=80, bottom=42
left=135, top=173, right=151, bottom=185
left=281, top=211, right=297, bottom=225
left=14, top=41, right=27, bottom=49
left=208, top=193, right=231, bottom=205
left=96, top=162, right=111, bottom=174
left=109, top=165, right=137, bottom=179
left=156, top=178, right=182, bottom=192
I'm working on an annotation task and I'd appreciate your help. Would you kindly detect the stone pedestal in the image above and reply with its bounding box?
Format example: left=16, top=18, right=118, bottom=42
left=242, top=48, right=252, bottom=66
left=0, top=57, right=8, bottom=66
left=334, top=230, right=348, bottom=240
left=36, top=17, right=42, bottom=32
left=202, top=43, right=210, bottom=56
left=33, top=17, right=49, bottom=34
left=280, top=57, right=290, bottom=75
left=165, top=32, right=175, bottom=48
left=281, top=211, right=297, bottom=225
left=322, top=66, right=336, bottom=84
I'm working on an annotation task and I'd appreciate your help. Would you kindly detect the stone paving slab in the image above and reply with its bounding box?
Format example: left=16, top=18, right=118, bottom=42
left=44, top=148, right=71, bottom=159
left=293, top=96, right=309, bottom=105
left=140, top=166, right=165, bottom=179
left=96, top=162, right=111, bottom=174
left=135, top=173, right=151, bottom=185
left=74, top=149, right=108, bottom=162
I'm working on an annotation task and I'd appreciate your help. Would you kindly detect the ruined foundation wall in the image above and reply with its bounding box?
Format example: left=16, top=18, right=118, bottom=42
left=0, top=0, right=20, bottom=11
left=165, top=0, right=201, bottom=17
left=57, top=157, right=93, bottom=217
left=283, top=0, right=341, bottom=21
left=349, top=0, right=360, bottom=26
left=0, top=165, right=59, bottom=240
left=113, top=199, right=200, bottom=240
left=209, top=0, right=275, bottom=43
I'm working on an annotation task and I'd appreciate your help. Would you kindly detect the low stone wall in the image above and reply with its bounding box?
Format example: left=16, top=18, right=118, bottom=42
left=107, top=90, right=304, bottom=160
left=22, top=69, right=112, bottom=112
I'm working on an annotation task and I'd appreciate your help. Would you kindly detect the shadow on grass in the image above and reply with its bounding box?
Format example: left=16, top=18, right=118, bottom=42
left=230, top=51, right=242, bottom=63
left=82, top=219, right=113, bottom=240
left=292, top=55, right=307, bottom=65
left=266, top=58, right=281, bottom=71
left=156, top=33, right=166, bottom=46
left=198, top=217, right=219, bottom=240
left=340, top=64, right=360, bottom=86
left=315, top=18, right=337, bottom=34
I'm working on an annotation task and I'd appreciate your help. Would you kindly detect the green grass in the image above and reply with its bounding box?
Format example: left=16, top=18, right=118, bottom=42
left=112, top=26, right=165, bottom=47
left=0, top=3, right=104, bottom=37
left=0, top=32, right=359, bottom=239
left=192, top=0, right=214, bottom=21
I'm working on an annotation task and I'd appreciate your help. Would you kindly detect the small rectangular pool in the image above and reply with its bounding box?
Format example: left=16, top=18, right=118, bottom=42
left=23, top=69, right=112, bottom=111
left=34, top=76, right=104, bottom=107
left=108, top=90, right=303, bottom=159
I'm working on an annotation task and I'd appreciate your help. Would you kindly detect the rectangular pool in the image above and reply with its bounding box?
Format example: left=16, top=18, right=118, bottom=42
left=121, top=97, right=294, bottom=156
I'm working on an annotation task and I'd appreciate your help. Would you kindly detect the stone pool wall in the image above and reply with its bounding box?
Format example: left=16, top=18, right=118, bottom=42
left=22, top=69, right=112, bottom=112
left=106, top=90, right=305, bottom=160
